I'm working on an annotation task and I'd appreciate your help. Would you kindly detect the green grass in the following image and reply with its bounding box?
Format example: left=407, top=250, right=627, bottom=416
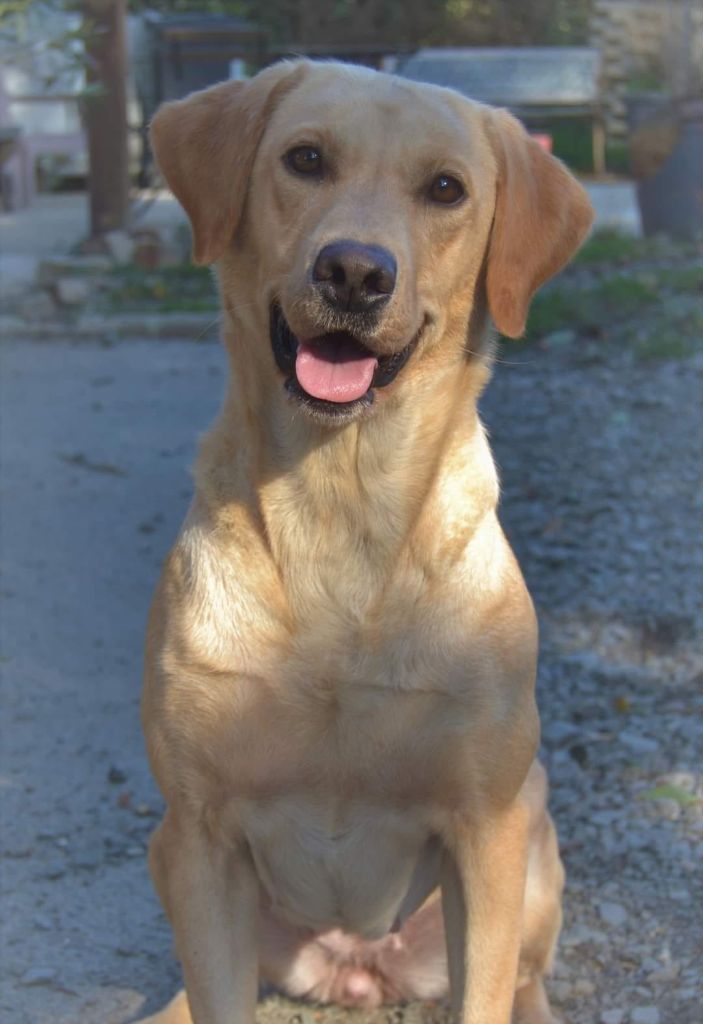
left=576, top=230, right=703, bottom=270
left=520, top=229, right=703, bottom=361
left=658, top=265, right=703, bottom=295
left=598, top=275, right=658, bottom=315
left=634, top=331, right=697, bottom=362
left=526, top=273, right=660, bottom=340
left=102, top=263, right=218, bottom=313
left=575, top=229, right=653, bottom=266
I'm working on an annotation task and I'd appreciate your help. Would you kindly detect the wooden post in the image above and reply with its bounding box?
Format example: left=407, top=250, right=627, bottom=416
left=83, top=0, right=129, bottom=236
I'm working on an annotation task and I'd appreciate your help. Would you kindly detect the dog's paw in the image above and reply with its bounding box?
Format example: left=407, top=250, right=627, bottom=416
left=512, top=978, right=562, bottom=1024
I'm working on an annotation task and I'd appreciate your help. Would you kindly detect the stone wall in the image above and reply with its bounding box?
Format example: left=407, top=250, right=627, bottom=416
left=591, top=0, right=703, bottom=138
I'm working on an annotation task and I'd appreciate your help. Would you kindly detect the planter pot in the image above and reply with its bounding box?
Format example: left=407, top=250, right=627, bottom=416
left=628, top=95, right=703, bottom=239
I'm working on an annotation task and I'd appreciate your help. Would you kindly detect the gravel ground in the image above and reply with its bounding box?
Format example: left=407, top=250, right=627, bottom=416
left=1, top=300, right=701, bottom=1023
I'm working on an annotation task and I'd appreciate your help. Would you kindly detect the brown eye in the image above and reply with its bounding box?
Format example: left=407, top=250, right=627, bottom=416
left=428, top=174, right=465, bottom=205
left=285, top=145, right=323, bottom=177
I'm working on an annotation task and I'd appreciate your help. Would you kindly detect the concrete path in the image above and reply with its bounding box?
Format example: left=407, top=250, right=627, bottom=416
left=0, top=192, right=187, bottom=300
left=1, top=337, right=224, bottom=1023
left=3, top=325, right=702, bottom=1024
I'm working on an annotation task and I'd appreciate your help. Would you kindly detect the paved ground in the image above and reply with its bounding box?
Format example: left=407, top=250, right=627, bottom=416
left=0, top=192, right=188, bottom=300
left=2, top=222, right=702, bottom=1024
left=2, top=305, right=702, bottom=1023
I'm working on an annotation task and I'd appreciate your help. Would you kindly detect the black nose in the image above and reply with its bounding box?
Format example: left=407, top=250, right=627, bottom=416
left=312, top=240, right=397, bottom=313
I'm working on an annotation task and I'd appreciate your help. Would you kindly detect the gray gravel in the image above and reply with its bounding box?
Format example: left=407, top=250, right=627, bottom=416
left=0, top=328, right=701, bottom=1024
left=486, top=338, right=703, bottom=1024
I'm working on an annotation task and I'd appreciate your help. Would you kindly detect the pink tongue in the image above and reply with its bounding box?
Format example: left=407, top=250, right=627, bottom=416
left=296, top=336, right=378, bottom=403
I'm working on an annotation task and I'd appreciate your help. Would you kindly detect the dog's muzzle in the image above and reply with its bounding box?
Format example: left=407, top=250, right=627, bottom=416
left=270, top=305, right=420, bottom=422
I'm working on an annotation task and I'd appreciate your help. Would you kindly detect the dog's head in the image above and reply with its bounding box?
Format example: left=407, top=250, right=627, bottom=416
left=152, top=61, right=593, bottom=425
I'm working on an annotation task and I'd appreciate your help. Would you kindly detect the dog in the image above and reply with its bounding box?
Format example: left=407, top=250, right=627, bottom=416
left=139, top=59, right=593, bottom=1024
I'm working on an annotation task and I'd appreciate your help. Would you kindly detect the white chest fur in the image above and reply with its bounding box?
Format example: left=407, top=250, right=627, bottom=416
left=242, top=797, right=442, bottom=937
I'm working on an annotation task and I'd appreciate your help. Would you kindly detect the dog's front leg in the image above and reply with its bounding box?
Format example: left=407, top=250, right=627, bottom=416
left=151, top=811, right=259, bottom=1024
left=441, top=800, right=529, bottom=1024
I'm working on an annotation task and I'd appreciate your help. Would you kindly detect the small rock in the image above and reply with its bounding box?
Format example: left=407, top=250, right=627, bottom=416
left=600, top=1011, right=624, bottom=1024
left=631, top=1008, right=660, bottom=1024
left=653, top=797, right=681, bottom=821
left=55, top=277, right=91, bottom=306
left=561, top=924, right=605, bottom=947
left=620, top=731, right=659, bottom=755
left=3, top=845, right=32, bottom=858
left=657, top=771, right=696, bottom=793
left=42, top=860, right=66, bottom=880
left=104, top=229, right=135, bottom=265
left=18, top=291, right=56, bottom=321
left=598, top=901, right=627, bottom=927
left=647, top=961, right=680, bottom=983
left=20, top=966, right=57, bottom=986
left=131, top=229, right=164, bottom=270
left=108, top=765, right=127, bottom=784
left=548, top=980, right=572, bottom=1002
left=544, top=328, right=577, bottom=347
left=543, top=720, right=580, bottom=744
left=36, top=829, right=61, bottom=841
left=569, top=742, right=589, bottom=766
left=71, top=849, right=101, bottom=870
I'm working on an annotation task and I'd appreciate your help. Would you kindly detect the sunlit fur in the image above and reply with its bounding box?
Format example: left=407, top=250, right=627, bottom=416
left=140, top=60, right=593, bottom=1024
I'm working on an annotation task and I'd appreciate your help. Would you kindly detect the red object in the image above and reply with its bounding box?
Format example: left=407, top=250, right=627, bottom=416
left=531, top=133, right=553, bottom=152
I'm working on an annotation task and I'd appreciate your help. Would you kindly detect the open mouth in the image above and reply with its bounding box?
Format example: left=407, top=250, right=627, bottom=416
left=270, top=306, right=420, bottom=419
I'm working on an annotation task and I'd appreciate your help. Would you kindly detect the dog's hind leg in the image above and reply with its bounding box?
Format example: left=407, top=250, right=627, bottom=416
left=513, top=761, right=564, bottom=1024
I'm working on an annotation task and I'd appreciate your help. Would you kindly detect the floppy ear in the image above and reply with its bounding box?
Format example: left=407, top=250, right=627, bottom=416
left=485, top=109, right=594, bottom=338
left=150, top=61, right=307, bottom=265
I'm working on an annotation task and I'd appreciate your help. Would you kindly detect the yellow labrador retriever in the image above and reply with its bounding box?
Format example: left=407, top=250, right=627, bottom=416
left=140, top=60, right=593, bottom=1024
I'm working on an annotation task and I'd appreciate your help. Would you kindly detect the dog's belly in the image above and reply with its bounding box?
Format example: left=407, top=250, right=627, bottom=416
left=242, top=797, right=441, bottom=938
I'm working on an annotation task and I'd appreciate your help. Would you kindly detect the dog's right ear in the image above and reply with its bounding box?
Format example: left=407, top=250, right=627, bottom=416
left=150, top=61, right=307, bottom=265
left=485, top=109, right=594, bottom=338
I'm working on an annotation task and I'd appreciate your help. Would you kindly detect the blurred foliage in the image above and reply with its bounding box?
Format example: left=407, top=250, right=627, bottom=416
left=133, top=0, right=592, bottom=47
left=523, top=230, right=703, bottom=362
left=1, top=0, right=593, bottom=63
left=1, top=0, right=593, bottom=62
left=0, top=1, right=91, bottom=89
left=100, top=262, right=218, bottom=313
left=0, top=0, right=33, bottom=19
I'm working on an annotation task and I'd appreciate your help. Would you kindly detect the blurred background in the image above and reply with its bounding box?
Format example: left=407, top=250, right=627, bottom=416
left=0, top=4, right=701, bottom=1024
left=0, top=0, right=701, bottom=241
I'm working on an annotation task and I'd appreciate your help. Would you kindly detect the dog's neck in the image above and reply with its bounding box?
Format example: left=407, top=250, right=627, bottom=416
left=193, top=318, right=499, bottom=596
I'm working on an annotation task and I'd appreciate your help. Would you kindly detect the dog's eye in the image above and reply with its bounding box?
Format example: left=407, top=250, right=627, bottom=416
left=285, top=146, right=323, bottom=177
left=428, top=174, right=465, bottom=205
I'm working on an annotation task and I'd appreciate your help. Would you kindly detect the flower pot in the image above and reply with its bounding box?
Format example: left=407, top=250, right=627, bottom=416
left=628, top=96, right=703, bottom=239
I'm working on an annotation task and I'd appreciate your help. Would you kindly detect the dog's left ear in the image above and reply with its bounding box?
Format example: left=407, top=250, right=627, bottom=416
left=150, top=61, right=307, bottom=265
left=485, top=109, right=594, bottom=338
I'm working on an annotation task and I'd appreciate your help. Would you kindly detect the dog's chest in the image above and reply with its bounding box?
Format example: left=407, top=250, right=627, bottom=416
left=191, top=651, right=484, bottom=812
left=243, top=794, right=441, bottom=936
left=188, top=668, right=462, bottom=936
